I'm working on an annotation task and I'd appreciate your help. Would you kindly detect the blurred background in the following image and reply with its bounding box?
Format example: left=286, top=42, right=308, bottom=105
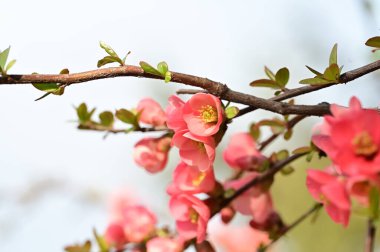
left=1, top=0, right=380, bottom=251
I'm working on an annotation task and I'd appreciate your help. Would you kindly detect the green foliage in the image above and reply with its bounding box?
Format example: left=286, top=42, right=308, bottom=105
left=64, top=241, right=91, bottom=252
left=32, top=69, right=69, bottom=101
left=76, top=103, right=96, bottom=124
left=93, top=229, right=109, bottom=252
left=365, top=36, right=380, bottom=51
left=97, top=41, right=130, bottom=67
left=300, top=43, right=342, bottom=85
left=0, top=46, right=16, bottom=76
left=250, top=66, right=290, bottom=91
left=139, top=61, right=172, bottom=83
left=249, top=123, right=261, bottom=141
left=225, top=106, right=239, bottom=119
left=99, top=111, right=114, bottom=127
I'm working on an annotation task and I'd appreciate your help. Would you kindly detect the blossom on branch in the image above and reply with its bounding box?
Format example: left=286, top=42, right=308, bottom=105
left=137, top=98, right=167, bottom=127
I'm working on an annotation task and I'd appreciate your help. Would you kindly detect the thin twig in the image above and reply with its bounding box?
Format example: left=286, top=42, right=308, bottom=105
left=259, top=115, right=307, bottom=151
left=365, top=218, right=376, bottom=252
left=260, top=203, right=323, bottom=251
left=78, top=124, right=170, bottom=134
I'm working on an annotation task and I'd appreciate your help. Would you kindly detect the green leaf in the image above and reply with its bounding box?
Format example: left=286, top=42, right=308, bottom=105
left=369, top=187, right=380, bottom=220
left=93, top=228, right=109, bottom=252
left=225, top=106, right=239, bottom=119
left=250, top=79, right=280, bottom=89
left=292, top=146, right=311, bottom=154
left=280, top=166, right=295, bottom=175
left=76, top=103, right=95, bottom=123
left=249, top=123, right=261, bottom=141
left=116, top=109, right=137, bottom=125
left=5, top=59, right=16, bottom=72
left=65, top=241, right=91, bottom=252
left=276, top=149, right=289, bottom=161
left=139, top=61, right=162, bottom=76
left=264, top=66, right=276, bottom=81
left=306, top=65, right=323, bottom=76
left=0, top=46, right=10, bottom=70
left=99, top=111, right=114, bottom=127
left=99, top=41, right=119, bottom=58
left=122, top=51, right=131, bottom=64
left=165, top=71, right=172, bottom=83
left=323, top=63, right=340, bottom=81
left=275, top=67, right=289, bottom=87
left=284, top=129, right=293, bottom=140
left=60, top=68, right=69, bottom=74
left=259, top=119, right=286, bottom=134
left=329, top=43, right=338, bottom=66
left=32, top=82, right=60, bottom=93
left=299, top=77, right=333, bottom=85
left=157, top=61, right=169, bottom=75
left=365, top=36, right=380, bottom=49
left=97, top=56, right=123, bottom=68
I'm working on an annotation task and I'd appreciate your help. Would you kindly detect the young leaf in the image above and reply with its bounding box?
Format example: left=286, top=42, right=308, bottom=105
left=323, top=63, right=340, bottom=81
left=116, top=109, right=137, bottom=125
left=93, top=228, right=109, bottom=252
left=0, top=46, right=10, bottom=70
left=99, top=41, right=119, bottom=58
left=292, top=146, right=311, bottom=154
left=122, top=51, right=131, bottom=65
left=157, top=61, right=169, bottom=75
left=250, top=79, right=280, bottom=89
left=275, top=67, right=289, bottom=87
left=225, top=106, right=239, bottom=119
left=365, top=36, right=380, bottom=49
left=280, top=166, right=295, bottom=175
left=249, top=123, right=261, bottom=141
left=97, top=56, right=123, bottom=68
left=5, top=59, right=16, bottom=72
left=65, top=241, right=91, bottom=252
left=284, top=129, right=293, bottom=140
left=306, top=65, right=323, bottom=76
left=32, top=82, right=61, bottom=92
left=60, top=68, right=70, bottom=74
left=139, top=61, right=162, bottom=76
left=299, top=77, right=332, bottom=85
left=264, top=66, right=276, bottom=81
left=165, top=71, right=172, bottom=83
left=329, top=43, right=338, bottom=66
left=99, top=111, right=114, bottom=127
left=276, top=149, right=289, bottom=161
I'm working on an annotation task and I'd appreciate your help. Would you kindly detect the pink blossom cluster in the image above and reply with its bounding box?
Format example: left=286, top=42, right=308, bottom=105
left=223, top=133, right=279, bottom=231
left=307, top=97, right=380, bottom=226
left=104, top=190, right=183, bottom=252
left=166, top=93, right=224, bottom=243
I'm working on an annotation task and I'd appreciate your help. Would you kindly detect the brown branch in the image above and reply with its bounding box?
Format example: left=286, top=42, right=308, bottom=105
left=365, top=218, right=376, bottom=252
left=1, top=60, right=379, bottom=116
left=176, top=88, right=209, bottom=95
left=260, top=203, right=323, bottom=251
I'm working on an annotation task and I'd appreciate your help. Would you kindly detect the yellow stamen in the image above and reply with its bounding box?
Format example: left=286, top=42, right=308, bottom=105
left=352, top=131, right=378, bottom=157
left=189, top=208, right=199, bottom=224
left=199, top=105, right=218, bottom=123
left=192, top=171, right=207, bottom=186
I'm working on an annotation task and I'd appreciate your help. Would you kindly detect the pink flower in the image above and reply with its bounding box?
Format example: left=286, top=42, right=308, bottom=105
left=306, top=168, right=351, bottom=227
left=224, top=173, right=273, bottom=224
left=223, top=133, right=266, bottom=170
left=172, top=129, right=215, bottom=171
left=209, top=223, right=269, bottom=252
left=347, top=174, right=380, bottom=206
left=166, top=95, right=187, bottom=131
left=146, top=237, right=184, bottom=252
left=121, top=205, right=157, bottom=243
left=182, top=93, right=224, bottom=137
left=312, top=97, right=380, bottom=176
left=169, top=194, right=210, bottom=243
left=167, top=162, right=215, bottom=195
left=137, top=98, right=166, bottom=127
left=104, top=223, right=128, bottom=249
left=133, top=137, right=171, bottom=173
left=108, top=188, right=138, bottom=221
